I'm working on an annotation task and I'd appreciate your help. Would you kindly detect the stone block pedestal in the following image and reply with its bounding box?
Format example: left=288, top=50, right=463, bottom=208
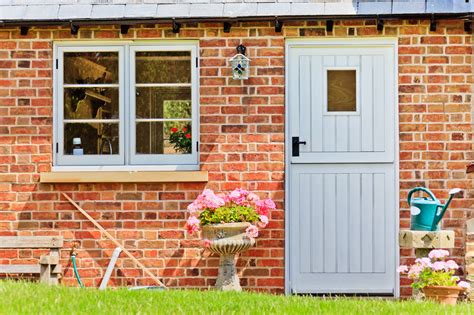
left=399, top=230, right=455, bottom=258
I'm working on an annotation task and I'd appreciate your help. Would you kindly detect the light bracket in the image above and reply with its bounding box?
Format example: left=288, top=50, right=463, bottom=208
left=120, top=25, right=130, bottom=35
left=223, top=22, right=231, bottom=33
left=326, top=20, right=334, bottom=32
left=172, top=19, right=181, bottom=34
left=275, top=18, right=283, bottom=33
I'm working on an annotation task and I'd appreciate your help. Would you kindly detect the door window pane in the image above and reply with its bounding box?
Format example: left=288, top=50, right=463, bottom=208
left=327, top=70, right=356, bottom=112
left=64, top=52, right=119, bottom=84
left=136, top=121, right=192, bottom=154
left=135, top=51, right=191, bottom=84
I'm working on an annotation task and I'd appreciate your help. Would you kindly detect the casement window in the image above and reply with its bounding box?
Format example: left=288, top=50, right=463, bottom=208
left=53, top=42, right=199, bottom=170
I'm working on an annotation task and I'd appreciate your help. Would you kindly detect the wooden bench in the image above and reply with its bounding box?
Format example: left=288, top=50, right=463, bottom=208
left=0, top=236, right=63, bottom=285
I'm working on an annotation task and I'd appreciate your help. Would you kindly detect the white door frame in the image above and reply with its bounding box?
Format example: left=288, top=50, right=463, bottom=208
left=284, top=38, right=400, bottom=296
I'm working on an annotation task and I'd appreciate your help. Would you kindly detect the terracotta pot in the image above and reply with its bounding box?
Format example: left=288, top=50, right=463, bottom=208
left=201, top=222, right=255, bottom=291
left=422, top=286, right=464, bottom=305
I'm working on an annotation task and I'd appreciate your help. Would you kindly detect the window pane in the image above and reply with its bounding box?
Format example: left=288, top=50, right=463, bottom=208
left=327, top=70, right=356, bottom=112
left=136, top=121, right=191, bottom=155
left=135, top=51, right=191, bottom=84
left=136, top=86, right=191, bottom=119
left=64, top=52, right=119, bottom=84
left=64, top=88, right=119, bottom=120
left=64, top=123, right=119, bottom=155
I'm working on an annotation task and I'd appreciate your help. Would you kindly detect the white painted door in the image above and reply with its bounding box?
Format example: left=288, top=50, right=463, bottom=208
left=287, top=40, right=397, bottom=294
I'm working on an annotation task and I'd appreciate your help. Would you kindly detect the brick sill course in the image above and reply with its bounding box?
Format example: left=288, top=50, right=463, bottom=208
left=39, top=171, right=208, bottom=183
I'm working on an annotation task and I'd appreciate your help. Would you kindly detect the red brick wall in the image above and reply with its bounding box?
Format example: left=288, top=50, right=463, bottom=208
left=0, top=19, right=472, bottom=295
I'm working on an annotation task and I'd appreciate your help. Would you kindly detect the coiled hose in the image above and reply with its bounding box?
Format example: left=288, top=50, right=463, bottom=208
left=71, top=254, right=84, bottom=288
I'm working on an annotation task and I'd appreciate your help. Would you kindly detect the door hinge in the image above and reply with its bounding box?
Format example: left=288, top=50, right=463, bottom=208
left=55, top=142, right=59, bottom=153
left=196, top=57, right=198, bottom=68
left=196, top=141, right=199, bottom=152
left=55, top=59, right=58, bottom=70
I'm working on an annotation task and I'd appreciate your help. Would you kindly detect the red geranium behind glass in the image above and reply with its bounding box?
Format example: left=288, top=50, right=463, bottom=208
left=168, top=125, right=192, bottom=153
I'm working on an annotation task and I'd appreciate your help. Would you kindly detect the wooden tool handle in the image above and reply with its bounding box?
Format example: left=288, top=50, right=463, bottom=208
left=62, top=192, right=166, bottom=288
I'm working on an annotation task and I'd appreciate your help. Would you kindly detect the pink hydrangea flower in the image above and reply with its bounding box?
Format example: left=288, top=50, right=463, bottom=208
left=396, top=265, right=408, bottom=273
left=458, top=281, right=471, bottom=290
left=408, top=264, right=423, bottom=279
left=444, top=260, right=459, bottom=271
left=415, top=257, right=431, bottom=268
left=428, top=249, right=450, bottom=260
left=247, top=192, right=260, bottom=202
left=185, top=216, right=200, bottom=234
left=432, top=261, right=446, bottom=271
left=200, top=189, right=226, bottom=209
left=258, top=215, right=269, bottom=228
left=203, top=239, right=212, bottom=248
left=256, top=198, right=276, bottom=216
left=188, top=189, right=225, bottom=213
left=245, top=224, right=259, bottom=238
left=187, top=202, right=200, bottom=215
left=228, top=188, right=250, bottom=205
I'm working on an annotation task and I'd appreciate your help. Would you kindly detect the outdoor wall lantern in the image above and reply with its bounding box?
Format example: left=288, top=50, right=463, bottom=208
left=230, top=44, right=250, bottom=80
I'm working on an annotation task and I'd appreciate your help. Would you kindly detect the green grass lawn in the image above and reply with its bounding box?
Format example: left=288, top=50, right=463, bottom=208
left=0, top=281, right=472, bottom=315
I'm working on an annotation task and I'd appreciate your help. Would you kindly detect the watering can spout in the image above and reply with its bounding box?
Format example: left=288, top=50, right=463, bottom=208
left=433, top=188, right=462, bottom=226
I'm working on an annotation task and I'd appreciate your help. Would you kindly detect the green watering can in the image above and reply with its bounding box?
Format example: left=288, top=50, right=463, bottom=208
left=408, top=187, right=462, bottom=231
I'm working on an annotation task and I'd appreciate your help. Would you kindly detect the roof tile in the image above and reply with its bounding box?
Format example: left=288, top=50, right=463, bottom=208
left=223, top=3, right=257, bottom=16
left=0, top=5, right=26, bottom=19
left=256, top=2, right=290, bottom=15
left=392, top=0, right=426, bottom=14
left=290, top=3, right=324, bottom=15
left=91, top=4, right=125, bottom=18
left=123, top=4, right=158, bottom=17
left=155, top=3, right=190, bottom=17
left=58, top=4, right=93, bottom=19
left=24, top=4, right=60, bottom=19
left=189, top=3, right=223, bottom=16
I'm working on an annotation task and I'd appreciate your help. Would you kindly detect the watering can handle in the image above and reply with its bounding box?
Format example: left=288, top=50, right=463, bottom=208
left=407, top=187, right=437, bottom=206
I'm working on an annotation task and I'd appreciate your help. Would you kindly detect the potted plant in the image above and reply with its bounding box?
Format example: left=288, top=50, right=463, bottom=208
left=397, top=249, right=470, bottom=305
left=168, top=125, right=192, bottom=153
left=185, top=188, right=275, bottom=291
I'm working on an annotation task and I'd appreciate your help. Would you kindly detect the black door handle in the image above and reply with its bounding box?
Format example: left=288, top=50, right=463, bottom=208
left=292, top=137, right=307, bottom=157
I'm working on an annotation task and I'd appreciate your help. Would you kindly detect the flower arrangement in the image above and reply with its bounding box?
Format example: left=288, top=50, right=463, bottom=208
left=185, top=188, right=275, bottom=241
left=168, top=125, right=192, bottom=153
left=397, top=249, right=470, bottom=291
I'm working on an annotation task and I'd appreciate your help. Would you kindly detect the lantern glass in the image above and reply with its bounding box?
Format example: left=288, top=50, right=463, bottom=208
left=230, top=54, right=250, bottom=80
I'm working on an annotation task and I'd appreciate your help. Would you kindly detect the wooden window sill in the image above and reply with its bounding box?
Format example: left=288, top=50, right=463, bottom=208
left=40, top=171, right=208, bottom=183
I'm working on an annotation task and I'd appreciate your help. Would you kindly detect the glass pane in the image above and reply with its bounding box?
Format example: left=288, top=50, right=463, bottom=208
left=64, top=88, right=119, bottom=120
left=135, top=51, right=191, bottom=84
left=64, top=123, right=119, bottom=155
left=136, top=121, right=191, bottom=155
left=327, top=70, right=356, bottom=112
left=136, top=86, right=191, bottom=119
left=64, top=52, right=119, bottom=84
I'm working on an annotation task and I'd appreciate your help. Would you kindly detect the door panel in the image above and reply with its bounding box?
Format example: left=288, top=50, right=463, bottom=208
left=288, top=40, right=396, bottom=294
left=290, top=164, right=395, bottom=293
left=290, top=47, right=395, bottom=164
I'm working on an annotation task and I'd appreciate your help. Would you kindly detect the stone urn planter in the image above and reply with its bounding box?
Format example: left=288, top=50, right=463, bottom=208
left=423, top=286, right=464, bottom=305
left=201, top=222, right=255, bottom=291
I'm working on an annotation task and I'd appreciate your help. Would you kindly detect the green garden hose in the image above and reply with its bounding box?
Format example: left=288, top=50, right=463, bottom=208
left=71, top=254, right=84, bottom=288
